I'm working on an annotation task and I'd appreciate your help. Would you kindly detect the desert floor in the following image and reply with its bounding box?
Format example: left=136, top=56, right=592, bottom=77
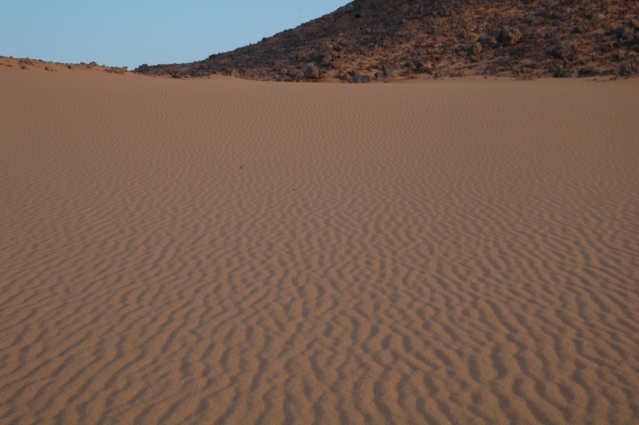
left=1, top=65, right=638, bottom=425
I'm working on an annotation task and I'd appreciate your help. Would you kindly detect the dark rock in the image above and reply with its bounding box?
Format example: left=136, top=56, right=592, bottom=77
left=304, top=62, right=320, bottom=79
left=619, top=63, right=634, bottom=76
left=498, top=26, right=523, bottom=45
left=351, top=74, right=372, bottom=83
left=620, top=32, right=634, bottom=42
left=554, top=67, right=577, bottom=78
left=626, top=19, right=639, bottom=31
left=414, top=61, right=434, bottom=74
left=575, top=23, right=592, bottom=34
left=529, top=16, right=544, bottom=26
left=553, top=42, right=575, bottom=58
left=384, top=68, right=399, bottom=81
left=469, top=41, right=483, bottom=56
left=579, top=66, right=596, bottom=76
left=434, top=67, right=457, bottom=78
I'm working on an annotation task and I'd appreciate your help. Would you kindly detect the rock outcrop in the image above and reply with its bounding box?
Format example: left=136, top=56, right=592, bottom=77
left=134, top=0, right=639, bottom=81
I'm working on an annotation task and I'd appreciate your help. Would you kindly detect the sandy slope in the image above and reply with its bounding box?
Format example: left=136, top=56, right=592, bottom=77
left=1, top=66, right=638, bottom=425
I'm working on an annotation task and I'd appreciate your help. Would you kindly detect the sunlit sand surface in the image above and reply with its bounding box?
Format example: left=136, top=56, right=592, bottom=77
left=1, top=66, right=638, bottom=424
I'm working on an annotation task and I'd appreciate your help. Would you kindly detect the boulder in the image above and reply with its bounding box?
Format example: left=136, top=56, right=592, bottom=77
left=529, top=16, right=543, bottom=26
left=620, top=31, right=634, bottom=41
left=434, top=67, right=457, bottom=78
left=498, top=26, right=523, bottom=45
left=626, top=18, right=639, bottom=31
left=351, top=74, right=372, bottom=83
left=553, top=42, right=574, bottom=58
left=619, top=63, right=634, bottom=76
left=554, top=67, right=577, bottom=78
left=414, top=61, right=434, bottom=74
left=383, top=68, right=399, bottom=82
left=469, top=41, right=483, bottom=56
left=322, top=44, right=334, bottom=53
left=579, top=66, right=596, bottom=76
left=304, top=63, right=320, bottom=79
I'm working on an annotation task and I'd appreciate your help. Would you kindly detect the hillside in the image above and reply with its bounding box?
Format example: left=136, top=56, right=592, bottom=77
left=134, top=0, right=639, bottom=81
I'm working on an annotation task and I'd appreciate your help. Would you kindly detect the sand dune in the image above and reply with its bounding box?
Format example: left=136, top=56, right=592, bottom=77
left=1, top=66, right=639, bottom=425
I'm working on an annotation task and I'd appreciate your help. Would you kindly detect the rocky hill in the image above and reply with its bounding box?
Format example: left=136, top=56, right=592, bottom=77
left=134, top=0, right=639, bottom=81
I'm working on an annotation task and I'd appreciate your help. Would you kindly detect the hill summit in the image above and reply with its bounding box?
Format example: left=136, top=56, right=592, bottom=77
left=135, top=0, right=639, bottom=81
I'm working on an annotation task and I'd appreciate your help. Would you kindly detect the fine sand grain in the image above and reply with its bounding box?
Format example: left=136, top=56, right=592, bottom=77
left=1, top=66, right=638, bottom=425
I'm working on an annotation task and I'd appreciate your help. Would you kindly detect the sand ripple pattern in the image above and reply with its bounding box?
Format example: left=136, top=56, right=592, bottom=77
left=1, top=72, right=639, bottom=425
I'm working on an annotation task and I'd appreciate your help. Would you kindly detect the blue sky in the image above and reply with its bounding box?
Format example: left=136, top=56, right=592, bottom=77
left=0, top=1, right=348, bottom=69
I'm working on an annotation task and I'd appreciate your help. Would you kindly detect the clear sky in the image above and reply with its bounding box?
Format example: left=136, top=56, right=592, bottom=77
left=0, top=1, right=349, bottom=69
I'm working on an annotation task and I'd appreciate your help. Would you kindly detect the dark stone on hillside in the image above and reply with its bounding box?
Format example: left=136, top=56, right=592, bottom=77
left=579, top=66, right=596, bottom=76
left=498, top=26, right=523, bottom=45
left=414, top=61, right=434, bottom=74
left=351, top=74, right=372, bottom=83
left=384, top=68, right=399, bottom=81
left=553, top=42, right=575, bottom=58
left=619, top=63, right=634, bottom=76
left=529, top=16, right=543, bottom=26
left=626, top=18, right=639, bottom=31
left=620, top=32, right=632, bottom=41
left=469, top=41, right=483, bottom=56
left=304, top=62, right=320, bottom=79
left=434, top=67, right=457, bottom=78
left=554, top=67, right=577, bottom=78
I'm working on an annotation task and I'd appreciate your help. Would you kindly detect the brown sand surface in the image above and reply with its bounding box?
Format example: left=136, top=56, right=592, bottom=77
left=1, top=66, right=639, bottom=425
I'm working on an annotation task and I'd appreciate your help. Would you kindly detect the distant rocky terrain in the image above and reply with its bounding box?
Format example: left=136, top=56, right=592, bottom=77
left=0, top=57, right=128, bottom=74
left=134, top=0, right=639, bottom=81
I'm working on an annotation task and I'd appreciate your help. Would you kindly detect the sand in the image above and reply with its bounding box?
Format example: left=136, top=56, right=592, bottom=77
left=1, top=64, right=638, bottom=425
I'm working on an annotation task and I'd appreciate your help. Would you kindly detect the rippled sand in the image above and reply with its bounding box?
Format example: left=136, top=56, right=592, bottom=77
left=1, top=66, right=638, bottom=425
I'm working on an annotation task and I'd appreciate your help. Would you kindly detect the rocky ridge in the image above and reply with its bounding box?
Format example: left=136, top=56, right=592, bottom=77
left=136, top=0, right=637, bottom=81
